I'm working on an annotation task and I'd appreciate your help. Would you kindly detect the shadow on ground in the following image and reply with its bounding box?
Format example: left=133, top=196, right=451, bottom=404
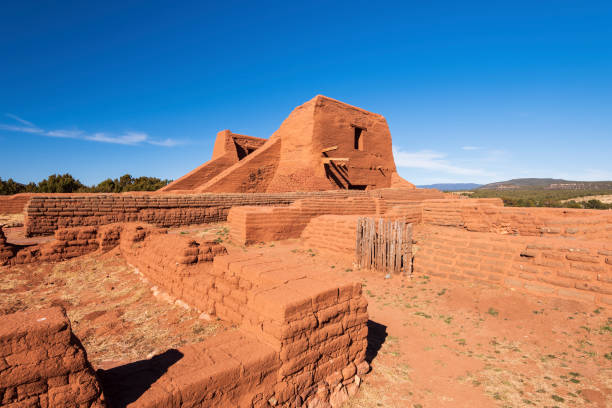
left=365, top=319, right=387, bottom=364
left=98, top=349, right=183, bottom=407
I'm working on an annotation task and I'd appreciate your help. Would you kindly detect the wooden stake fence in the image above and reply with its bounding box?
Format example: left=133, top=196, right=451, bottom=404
left=356, top=217, right=412, bottom=276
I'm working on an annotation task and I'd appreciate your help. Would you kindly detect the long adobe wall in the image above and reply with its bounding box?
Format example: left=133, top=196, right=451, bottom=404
left=379, top=199, right=612, bottom=240
left=413, top=225, right=612, bottom=306
left=419, top=200, right=612, bottom=239
left=23, top=191, right=361, bottom=237
left=0, top=307, right=105, bottom=407
left=22, top=188, right=445, bottom=237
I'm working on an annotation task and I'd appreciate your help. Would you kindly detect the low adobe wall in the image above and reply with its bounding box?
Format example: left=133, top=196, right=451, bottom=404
left=0, top=307, right=104, bottom=407
left=101, top=330, right=279, bottom=408
left=0, top=224, right=121, bottom=266
left=228, top=197, right=383, bottom=245
left=301, top=215, right=362, bottom=262
left=116, top=223, right=369, bottom=407
left=22, top=188, right=444, bottom=237
left=0, top=194, right=32, bottom=214
left=419, top=199, right=612, bottom=239
left=413, top=225, right=612, bottom=305
left=22, top=191, right=368, bottom=237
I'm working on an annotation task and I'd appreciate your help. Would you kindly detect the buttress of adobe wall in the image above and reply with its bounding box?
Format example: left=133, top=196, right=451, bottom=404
left=161, top=154, right=236, bottom=192
left=163, top=130, right=270, bottom=193
left=195, top=138, right=282, bottom=193
left=265, top=96, right=327, bottom=192
left=413, top=225, right=612, bottom=305
left=0, top=307, right=104, bottom=407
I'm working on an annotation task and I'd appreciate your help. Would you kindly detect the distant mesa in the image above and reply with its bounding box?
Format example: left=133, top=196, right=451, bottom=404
left=478, top=178, right=612, bottom=190
left=417, top=179, right=612, bottom=191
left=416, top=183, right=482, bottom=191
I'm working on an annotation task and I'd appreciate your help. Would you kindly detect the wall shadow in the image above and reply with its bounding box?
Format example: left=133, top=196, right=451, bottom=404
left=365, top=319, right=387, bottom=364
left=97, top=349, right=183, bottom=408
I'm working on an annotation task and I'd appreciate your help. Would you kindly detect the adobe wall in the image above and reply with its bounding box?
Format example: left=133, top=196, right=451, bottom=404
left=117, top=223, right=369, bottom=407
left=0, top=307, right=104, bottom=407
left=413, top=225, right=612, bottom=306
left=265, top=95, right=412, bottom=192
left=0, top=224, right=121, bottom=266
left=102, top=330, right=280, bottom=408
left=22, top=191, right=360, bottom=237
left=228, top=197, right=382, bottom=245
left=195, top=138, right=282, bottom=193
left=166, top=95, right=417, bottom=193
left=0, top=194, right=32, bottom=214
left=23, top=188, right=444, bottom=237
left=420, top=200, right=612, bottom=239
left=161, top=130, right=267, bottom=192
left=300, top=215, right=362, bottom=262
left=224, top=192, right=457, bottom=246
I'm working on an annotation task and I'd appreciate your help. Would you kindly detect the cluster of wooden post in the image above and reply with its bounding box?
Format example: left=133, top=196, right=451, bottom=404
left=355, top=217, right=412, bottom=276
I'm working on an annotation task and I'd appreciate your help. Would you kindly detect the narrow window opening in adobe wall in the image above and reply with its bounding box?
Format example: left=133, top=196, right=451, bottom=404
left=235, top=141, right=248, bottom=160
left=354, top=127, right=364, bottom=150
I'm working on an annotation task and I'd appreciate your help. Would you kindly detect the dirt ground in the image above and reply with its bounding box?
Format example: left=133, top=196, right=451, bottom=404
left=0, top=248, right=230, bottom=369
left=2, top=223, right=610, bottom=407
left=344, top=272, right=611, bottom=408
left=0, top=212, right=24, bottom=227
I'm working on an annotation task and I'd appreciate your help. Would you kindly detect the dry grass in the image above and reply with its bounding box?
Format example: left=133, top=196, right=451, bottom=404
left=0, top=212, right=24, bottom=227
left=343, top=271, right=612, bottom=407
left=0, top=250, right=229, bottom=367
left=562, top=194, right=612, bottom=204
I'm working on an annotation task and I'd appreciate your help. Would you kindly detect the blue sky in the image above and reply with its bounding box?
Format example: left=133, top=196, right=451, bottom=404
left=1, top=1, right=611, bottom=185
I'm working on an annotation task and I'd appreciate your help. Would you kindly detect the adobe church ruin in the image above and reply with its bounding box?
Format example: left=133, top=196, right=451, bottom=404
left=161, top=95, right=415, bottom=193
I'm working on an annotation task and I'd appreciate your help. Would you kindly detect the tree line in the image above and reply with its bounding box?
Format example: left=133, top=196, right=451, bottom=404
left=0, top=174, right=171, bottom=195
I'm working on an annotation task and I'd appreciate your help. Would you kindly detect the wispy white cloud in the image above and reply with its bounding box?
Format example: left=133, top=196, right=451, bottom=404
left=393, top=147, right=488, bottom=176
left=0, top=124, right=43, bottom=134
left=147, top=138, right=182, bottom=147
left=4, top=113, right=36, bottom=127
left=0, top=114, right=181, bottom=147
left=45, top=129, right=83, bottom=138
left=85, top=132, right=149, bottom=145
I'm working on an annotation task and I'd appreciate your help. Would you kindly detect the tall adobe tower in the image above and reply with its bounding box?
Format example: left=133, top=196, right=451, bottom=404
left=160, top=95, right=414, bottom=193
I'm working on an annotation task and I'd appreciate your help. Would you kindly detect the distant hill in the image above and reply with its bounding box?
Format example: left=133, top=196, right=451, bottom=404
left=416, top=183, right=482, bottom=191
left=478, top=178, right=612, bottom=190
